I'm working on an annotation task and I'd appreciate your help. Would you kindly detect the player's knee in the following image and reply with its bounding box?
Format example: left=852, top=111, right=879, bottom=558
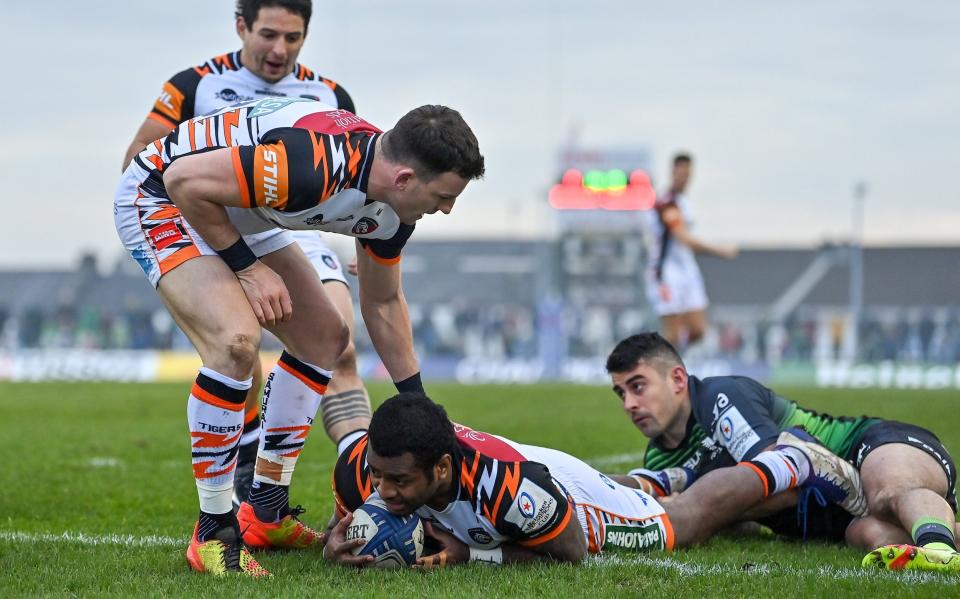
left=330, top=318, right=350, bottom=359
left=225, top=331, right=261, bottom=375
left=845, top=518, right=875, bottom=550
left=334, top=337, right=359, bottom=376
left=687, top=328, right=705, bottom=344
left=867, top=484, right=904, bottom=516
left=283, top=316, right=347, bottom=367
left=310, top=317, right=349, bottom=365
left=845, top=517, right=910, bottom=550
left=162, top=159, right=190, bottom=200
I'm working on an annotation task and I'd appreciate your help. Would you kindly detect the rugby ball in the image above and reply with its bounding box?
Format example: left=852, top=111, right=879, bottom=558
left=348, top=497, right=424, bottom=568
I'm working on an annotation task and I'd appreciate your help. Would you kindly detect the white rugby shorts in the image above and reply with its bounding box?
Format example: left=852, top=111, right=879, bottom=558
left=517, top=444, right=675, bottom=553
left=289, top=231, right=349, bottom=287
left=644, top=262, right=709, bottom=316
left=113, top=163, right=294, bottom=287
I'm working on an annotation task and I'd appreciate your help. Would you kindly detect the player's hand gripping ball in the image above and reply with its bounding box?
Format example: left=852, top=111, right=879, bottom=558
left=348, top=497, right=424, bottom=568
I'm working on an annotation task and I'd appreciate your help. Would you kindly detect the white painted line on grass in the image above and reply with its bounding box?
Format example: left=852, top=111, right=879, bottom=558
left=3, top=530, right=956, bottom=585
left=0, top=531, right=182, bottom=547
left=590, top=554, right=959, bottom=585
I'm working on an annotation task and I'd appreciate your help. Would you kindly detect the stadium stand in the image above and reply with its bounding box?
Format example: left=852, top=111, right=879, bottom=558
left=3, top=245, right=960, bottom=367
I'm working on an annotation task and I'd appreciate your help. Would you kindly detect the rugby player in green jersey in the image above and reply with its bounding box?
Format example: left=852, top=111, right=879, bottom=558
left=606, top=332, right=960, bottom=573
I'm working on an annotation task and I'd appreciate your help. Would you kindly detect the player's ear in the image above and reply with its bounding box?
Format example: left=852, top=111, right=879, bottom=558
left=394, top=168, right=415, bottom=190
left=236, top=16, right=247, bottom=37
left=670, top=365, right=687, bottom=394
left=435, top=454, right=453, bottom=480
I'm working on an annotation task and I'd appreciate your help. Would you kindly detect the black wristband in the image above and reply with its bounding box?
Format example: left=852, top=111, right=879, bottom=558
left=394, top=372, right=424, bottom=394
left=216, top=237, right=257, bottom=272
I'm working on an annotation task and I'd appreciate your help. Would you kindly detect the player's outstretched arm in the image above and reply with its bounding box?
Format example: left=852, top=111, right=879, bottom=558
left=671, top=225, right=737, bottom=259
left=673, top=227, right=737, bottom=259
left=122, top=118, right=173, bottom=171
left=415, top=507, right=587, bottom=568
left=660, top=204, right=737, bottom=259
left=355, top=240, right=420, bottom=383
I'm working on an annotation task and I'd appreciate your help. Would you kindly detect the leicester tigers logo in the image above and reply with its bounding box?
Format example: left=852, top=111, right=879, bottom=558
left=468, top=528, right=493, bottom=544
left=352, top=217, right=379, bottom=235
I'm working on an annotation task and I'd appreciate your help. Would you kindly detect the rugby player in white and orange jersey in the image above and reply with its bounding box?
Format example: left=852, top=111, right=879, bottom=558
left=322, top=393, right=867, bottom=567
left=121, top=0, right=374, bottom=512
left=643, top=153, right=737, bottom=348
left=114, top=99, right=484, bottom=576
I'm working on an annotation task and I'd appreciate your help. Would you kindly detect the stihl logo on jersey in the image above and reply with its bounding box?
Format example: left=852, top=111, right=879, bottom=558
left=158, top=91, right=175, bottom=110
left=261, top=149, right=280, bottom=203
left=153, top=81, right=185, bottom=121
left=254, top=143, right=290, bottom=209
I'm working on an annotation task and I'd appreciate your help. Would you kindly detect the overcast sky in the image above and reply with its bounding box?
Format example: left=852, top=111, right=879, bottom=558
left=1, top=1, right=957, bottom=269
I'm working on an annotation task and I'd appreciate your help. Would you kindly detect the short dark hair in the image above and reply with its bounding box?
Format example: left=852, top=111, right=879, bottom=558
left=673, top=153, right=692, bottom=167
left=236, top=0, right=312, bottom=33
left=382, top=105, right=485, bottom=181
left=606, top=332, right=685, bottom=375
left=368, top=393, right=459, bottom=476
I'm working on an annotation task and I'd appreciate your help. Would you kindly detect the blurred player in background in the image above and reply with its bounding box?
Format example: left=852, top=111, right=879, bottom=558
left=643, top=153, right=737, bottom=348
left=606, top=332, right=960, bottom=573
left=322, top=393, right=865, bottom=567
left=122, top=0, right=373, bottom=509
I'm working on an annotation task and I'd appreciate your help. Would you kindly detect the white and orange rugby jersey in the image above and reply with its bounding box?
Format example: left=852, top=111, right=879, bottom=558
left=644, top=189, right=699, bottom=282
left=132, top=98, right=412, bottom=265
left=148, top=51, right=354, bottom=129
left=333, top=424, right=674, bottom=554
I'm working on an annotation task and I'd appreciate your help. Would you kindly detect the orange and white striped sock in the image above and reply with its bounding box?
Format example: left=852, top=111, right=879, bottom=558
left=187, top=367, right=251, bottom=515
left=254, top=351, right=330, bottom=489
left=740, top=447, right=810, bottom=497
left=238, top=402, right=261, bottom=448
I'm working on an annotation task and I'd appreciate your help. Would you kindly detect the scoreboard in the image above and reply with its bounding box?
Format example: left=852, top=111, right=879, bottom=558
left=549, top=146, right=654, bottom=306
left=548, top=168, right=655, bottom=212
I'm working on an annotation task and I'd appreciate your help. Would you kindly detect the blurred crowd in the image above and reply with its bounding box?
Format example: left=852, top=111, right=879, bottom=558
left=0, top=304, right=187, bottom=351
left=5, top=299, right=960, bottom=365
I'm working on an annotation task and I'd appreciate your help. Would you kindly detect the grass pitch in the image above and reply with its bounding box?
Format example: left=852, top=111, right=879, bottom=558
left=2, top=382, right=959, bottom=597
